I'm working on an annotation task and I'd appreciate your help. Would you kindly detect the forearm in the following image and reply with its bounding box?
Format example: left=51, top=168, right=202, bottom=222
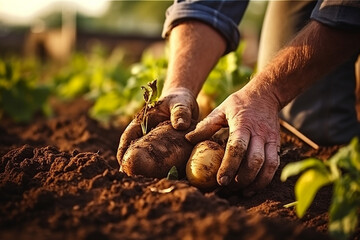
left=162, top=21, right=226, bottom=97
left=247, top=20, right=360, bottom=110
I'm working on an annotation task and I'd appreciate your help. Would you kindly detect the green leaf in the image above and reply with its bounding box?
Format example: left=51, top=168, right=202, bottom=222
left=141, top=86, right=150, bottom=103
left=348, top=137, right=360, bottom=171
left=167, top=166, right=178, bottom=180
left=329, top=208, right=358, bottom=240
left=329, top=177, right=360, bottom=240
left=89, top=91, right=124, bottom=121
left=295, top=169, right=332, bottom=217
left=328, top=137, right=360, bottom=179
left=139, top=80, right=158, bottom=136
left=57, top=74, right=89, bottom=99
left=281, top=158, right=327, bottom=182
left=147, top=79, right=158, bottom=104
left=0, top=79, right=50, bottom=122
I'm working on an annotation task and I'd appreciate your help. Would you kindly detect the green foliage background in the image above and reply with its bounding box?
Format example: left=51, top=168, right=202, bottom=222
left=0, top=40, right=251, bottom=124
left=0, top=58, right=52, bottom=122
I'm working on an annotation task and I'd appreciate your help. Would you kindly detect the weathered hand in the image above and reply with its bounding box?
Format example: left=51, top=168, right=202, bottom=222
left=186, top=86, right=280, bottom=195
left=117, top=87, right=199, bottom=168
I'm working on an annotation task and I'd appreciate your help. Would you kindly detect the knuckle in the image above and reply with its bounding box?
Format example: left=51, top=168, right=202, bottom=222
left=226, top=144, right=246, bottom=158
left=172, top=103, right=188, bottom=110
left=172, top=106, right=191, bottom=118
left=227, top=138, right=247, bottom=157
left=266, top=157, right=280, bottom=172
left=248, top=152, right=264, bottom=169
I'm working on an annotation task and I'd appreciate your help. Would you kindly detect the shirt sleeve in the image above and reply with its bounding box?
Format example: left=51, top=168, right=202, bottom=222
left=162, top=0, right=249, bottom=54
left=311, top=0, right=360, bottom=31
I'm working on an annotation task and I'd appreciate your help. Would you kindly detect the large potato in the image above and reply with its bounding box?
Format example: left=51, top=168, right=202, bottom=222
left=186, top=140, right=224, bottom=190
left=121, top=121, right=194, bottom=178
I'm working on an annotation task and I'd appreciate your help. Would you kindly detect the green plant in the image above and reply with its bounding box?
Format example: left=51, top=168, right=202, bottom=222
left=0, top=39, right=253, bottom=125
left=281, top=137, right=360, bottom=240
left=89, top=47, right=166, bottom=123
left=140, top=79, right=158, bottom=135
left=167, top=166, right=178, bottom=180
left=0, top=57, right=52, bottom=122
left=50, top=46, right=146, bottom=123
left=52, top=41, right=252, bottom=124
left=202, top=42, right=252, bottom=105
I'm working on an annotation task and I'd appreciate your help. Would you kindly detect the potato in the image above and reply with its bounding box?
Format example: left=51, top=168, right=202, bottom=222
left=186, top=140, right=224, bottom=190
left=121, top=121, right=194, bottom=178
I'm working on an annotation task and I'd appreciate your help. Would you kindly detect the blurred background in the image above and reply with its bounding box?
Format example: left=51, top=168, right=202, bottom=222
left=0, top=1, right=267, bottom=125
left=0, top=0, right=266, bottom=64
left=1, top=1, right=169, bottom=62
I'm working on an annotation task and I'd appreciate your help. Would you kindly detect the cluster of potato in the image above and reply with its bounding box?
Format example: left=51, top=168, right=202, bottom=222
left=121, top=121, right=224, bottom=190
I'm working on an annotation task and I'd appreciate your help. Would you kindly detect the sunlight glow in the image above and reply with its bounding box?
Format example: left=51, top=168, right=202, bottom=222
left=0, top=0, right=109, bottom=25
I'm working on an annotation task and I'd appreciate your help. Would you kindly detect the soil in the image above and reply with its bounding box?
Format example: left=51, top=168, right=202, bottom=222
left=0, top=98, right=359, bottom=240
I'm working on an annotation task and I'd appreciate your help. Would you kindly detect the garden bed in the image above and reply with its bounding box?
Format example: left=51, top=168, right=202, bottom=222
left=0, top=98, right=359, bottom=240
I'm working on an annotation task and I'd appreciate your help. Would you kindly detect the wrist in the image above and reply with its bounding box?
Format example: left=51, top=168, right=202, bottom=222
left=243, top=76, right=282, bottom=112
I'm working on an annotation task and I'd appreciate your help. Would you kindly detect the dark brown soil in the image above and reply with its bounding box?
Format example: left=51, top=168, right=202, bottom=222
left=0, top=98, right=359, bottom=240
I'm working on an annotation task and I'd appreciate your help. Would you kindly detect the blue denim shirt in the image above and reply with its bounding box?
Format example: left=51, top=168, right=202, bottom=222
left=163, top=0, right=360, bottom=54
left=162, top=0, right=249, bottom=54
left=311, top=0, right=360, bottom=31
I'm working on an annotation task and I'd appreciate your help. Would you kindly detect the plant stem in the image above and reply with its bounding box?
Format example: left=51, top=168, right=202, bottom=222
left=283, top=201, right=298, bottom=208
left=141, top=104, right=148, bottom=135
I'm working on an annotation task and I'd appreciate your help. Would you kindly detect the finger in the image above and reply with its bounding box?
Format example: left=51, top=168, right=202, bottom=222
left=185, top=110, right=226, bottom=144
left=145, top=107, right=169, bottom=131
left=216, top=128, right=250, bottom=186
left=116, top=121, right=143, bottom=166
left=170, top=103, right=193, bottom=130
left=242, top=142, right=280, bottom=195
left=234, top=135, right=265, bottom=188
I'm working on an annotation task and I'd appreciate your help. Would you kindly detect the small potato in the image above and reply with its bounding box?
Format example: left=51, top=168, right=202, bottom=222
left=121, top=121, right=194, bottom=178
left=186, top=140, right=224, bottom=190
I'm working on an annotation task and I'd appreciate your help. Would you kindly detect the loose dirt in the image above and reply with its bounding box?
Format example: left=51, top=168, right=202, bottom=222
left=0, top=98, right=359, bottom=240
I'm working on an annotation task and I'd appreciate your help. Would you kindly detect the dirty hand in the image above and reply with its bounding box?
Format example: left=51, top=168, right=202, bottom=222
left=117, top=87, right=199, bottom=167
left=186, top=87, right=281, bottom=195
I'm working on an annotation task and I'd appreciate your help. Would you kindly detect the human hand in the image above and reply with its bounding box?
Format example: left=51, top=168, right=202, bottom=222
left=117, top=87, right=199, bottom=167
left=185, top=86, right=281, bottom=195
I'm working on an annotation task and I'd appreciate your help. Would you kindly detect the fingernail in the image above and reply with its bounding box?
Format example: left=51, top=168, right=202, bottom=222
left=177, top=118, right=185, bottom=125
left=219, top=176, right=230, bottom=186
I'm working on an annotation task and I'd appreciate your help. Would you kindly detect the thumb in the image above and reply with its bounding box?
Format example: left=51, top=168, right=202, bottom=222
left=116, top=121, right=143, bottom=166
left=185, top=110, right=226, bottom=143
left=170, top=103, right=193, bottom=130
